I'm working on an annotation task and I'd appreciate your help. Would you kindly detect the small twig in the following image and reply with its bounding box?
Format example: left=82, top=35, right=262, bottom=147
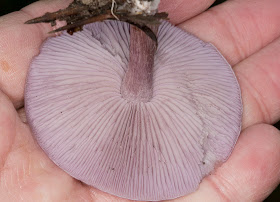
left=25, top=6, right=85, bottom=24
left=24, top=0, right=168, bottom=42
left=49, top=12, right=113, bottom=34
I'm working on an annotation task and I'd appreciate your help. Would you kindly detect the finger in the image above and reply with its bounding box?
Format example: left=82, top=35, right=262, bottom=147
left=0, top=89, right=93, bottom=202
left=0, top=90, right=38, bottom=170
left=159, top=0, right=215, bottom=24
left=0, top=90, right=16, bottom=168
left=168, top=124, right=280, bottom=201
left=234, top=36, right=280, bottom=129
left=179, top=0, right=280, bottom=66
left=0, top=0, right=72, bottom=108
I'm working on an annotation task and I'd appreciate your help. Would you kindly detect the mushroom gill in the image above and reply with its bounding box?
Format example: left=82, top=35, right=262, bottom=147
left=25, top=21, right=242, bottom=201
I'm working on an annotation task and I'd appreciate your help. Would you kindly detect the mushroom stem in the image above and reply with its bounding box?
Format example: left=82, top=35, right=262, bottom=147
left=121, top=25, right=157, bottom=103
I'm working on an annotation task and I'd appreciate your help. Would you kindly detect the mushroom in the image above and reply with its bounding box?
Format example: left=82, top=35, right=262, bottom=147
left=25, top=18, right=242, bottom=202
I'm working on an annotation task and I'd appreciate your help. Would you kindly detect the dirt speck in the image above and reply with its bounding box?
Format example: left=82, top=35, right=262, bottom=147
left=1, top=60, right=11, bottom=72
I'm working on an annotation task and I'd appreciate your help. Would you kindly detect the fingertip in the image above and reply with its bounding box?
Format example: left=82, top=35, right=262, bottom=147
left=159, top=0, right=215, bottom=24
left=207, top=124, right=280, bottom=201
left=175, top=124, right=280, bottom=201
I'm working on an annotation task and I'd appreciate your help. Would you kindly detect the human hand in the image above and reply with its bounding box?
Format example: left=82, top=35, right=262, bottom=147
left=0, top=0, right=280, bottom=201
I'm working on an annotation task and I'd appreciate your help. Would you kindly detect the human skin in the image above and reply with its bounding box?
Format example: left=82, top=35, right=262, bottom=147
left=0, top=0, right=280, bottom=201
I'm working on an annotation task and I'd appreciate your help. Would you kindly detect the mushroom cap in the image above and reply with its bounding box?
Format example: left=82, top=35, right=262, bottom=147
left=25, top=21, right=242, bottom=201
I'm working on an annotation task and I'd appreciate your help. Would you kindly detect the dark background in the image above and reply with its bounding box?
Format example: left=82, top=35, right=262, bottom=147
left=0, top=0, right=279, bottom=201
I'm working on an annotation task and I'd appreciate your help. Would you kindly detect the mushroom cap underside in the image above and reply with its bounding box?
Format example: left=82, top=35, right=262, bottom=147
left=25, top=21, right=242, bottom=201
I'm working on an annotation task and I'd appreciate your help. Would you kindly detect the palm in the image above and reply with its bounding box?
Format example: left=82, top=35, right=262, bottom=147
left=0, top=0, right=280, bottom=201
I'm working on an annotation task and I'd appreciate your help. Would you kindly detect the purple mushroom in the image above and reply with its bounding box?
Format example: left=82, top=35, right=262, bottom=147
left=25, top=20, right=242, bottom=201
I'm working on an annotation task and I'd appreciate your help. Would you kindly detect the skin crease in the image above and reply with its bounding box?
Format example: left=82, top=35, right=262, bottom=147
left=0, top=0, right=280, bottom=201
